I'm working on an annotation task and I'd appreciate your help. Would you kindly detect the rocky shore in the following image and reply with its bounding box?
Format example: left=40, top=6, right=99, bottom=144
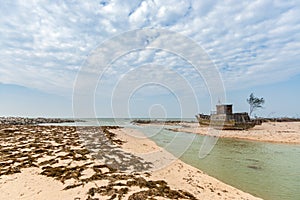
left=0, top=117, right=83, bottom=125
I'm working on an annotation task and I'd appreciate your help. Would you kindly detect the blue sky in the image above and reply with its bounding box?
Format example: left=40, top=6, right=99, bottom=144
left=0, top=0, right=299, bottom=118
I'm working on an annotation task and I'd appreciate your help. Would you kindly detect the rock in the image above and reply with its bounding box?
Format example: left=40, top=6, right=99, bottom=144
left=0, top=117, right=84, bottom=125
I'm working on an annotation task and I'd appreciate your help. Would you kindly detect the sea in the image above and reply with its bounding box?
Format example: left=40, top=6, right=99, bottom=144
left=43, top=118, right=300, bottom=200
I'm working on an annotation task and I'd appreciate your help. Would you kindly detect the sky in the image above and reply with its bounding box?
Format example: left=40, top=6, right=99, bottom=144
left=0, top=0, right=299, bottom=118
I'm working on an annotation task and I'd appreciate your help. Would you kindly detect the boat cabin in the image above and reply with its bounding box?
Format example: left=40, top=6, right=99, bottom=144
left=212, top=104, right=250, bottom=122
left=216, top=104, right=233, bottom=115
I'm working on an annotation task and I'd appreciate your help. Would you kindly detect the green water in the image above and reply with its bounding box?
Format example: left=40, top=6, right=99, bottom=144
left=144, top=128, right=300, bottom=200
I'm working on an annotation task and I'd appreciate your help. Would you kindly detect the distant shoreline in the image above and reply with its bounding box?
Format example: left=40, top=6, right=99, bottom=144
left=1, top=116, right=299, bottom=126
left=132, top=117, right=300, bottom=123
left=0, top=117, right=84, bottom=125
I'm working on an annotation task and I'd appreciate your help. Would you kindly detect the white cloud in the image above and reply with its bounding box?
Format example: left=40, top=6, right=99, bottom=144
left=0, top=0, right=299, bottom=99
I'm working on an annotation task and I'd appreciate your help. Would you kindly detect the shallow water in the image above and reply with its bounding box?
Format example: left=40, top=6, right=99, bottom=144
left=146, top=127, right=300, bottom=200
left=56, top=118, right=300, bottom=200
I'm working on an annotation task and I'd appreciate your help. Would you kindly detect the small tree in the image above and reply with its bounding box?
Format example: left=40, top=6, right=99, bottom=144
left=247, top=93, right=265, bottom=117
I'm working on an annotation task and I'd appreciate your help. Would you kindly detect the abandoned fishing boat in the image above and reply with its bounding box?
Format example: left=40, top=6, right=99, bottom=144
left=196, top=104, right=261, bottom=130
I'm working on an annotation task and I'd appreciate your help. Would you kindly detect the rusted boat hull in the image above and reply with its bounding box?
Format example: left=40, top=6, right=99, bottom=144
left=196, top=114, right=256, bottom=130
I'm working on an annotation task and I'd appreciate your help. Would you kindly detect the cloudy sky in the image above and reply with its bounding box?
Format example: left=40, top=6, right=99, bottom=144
left=0, top=0, right=299, bottom=118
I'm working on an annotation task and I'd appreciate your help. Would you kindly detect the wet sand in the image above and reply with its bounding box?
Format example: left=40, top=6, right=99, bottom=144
left=167, top=122, right=300, bottom=144
left=0, top=125, right=261, bottom=200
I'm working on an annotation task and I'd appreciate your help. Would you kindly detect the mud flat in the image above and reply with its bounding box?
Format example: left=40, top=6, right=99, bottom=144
left=0, top=125, right=261, bottom=199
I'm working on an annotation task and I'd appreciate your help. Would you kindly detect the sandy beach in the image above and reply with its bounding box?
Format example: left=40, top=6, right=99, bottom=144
left=111, top=128, right=262, bottom=200
left=165, top=121, right=300, bottom=144
left=0, top=124, right=262, bottom=200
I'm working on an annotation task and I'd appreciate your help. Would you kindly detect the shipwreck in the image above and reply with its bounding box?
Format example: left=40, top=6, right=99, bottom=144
left=196, top=104, right=261, bottom=130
